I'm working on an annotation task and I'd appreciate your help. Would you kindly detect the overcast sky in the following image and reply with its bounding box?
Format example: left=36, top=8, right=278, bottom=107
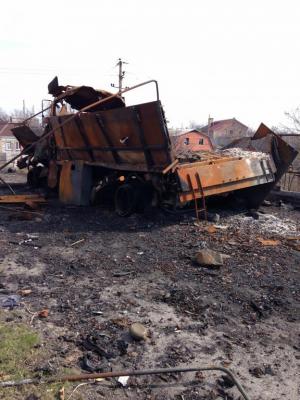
left=0, top=0, right=299, bottom=130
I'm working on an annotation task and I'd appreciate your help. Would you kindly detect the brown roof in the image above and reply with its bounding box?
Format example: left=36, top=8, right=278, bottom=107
left=176, top=129, right=209, bottom=138
left=202, top=118, right=249, bottom=133
left=0, top=122, right=17, bottom=137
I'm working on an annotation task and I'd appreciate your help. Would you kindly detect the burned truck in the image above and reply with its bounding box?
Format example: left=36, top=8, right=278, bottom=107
left=11, top=77, right=298, bottom=216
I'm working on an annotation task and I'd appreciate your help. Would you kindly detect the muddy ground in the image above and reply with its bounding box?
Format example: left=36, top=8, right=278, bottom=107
left=0, top=175, right=299, bottom=399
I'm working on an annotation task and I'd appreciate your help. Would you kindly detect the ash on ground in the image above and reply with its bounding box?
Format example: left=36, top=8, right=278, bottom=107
left=0, top=187, right=299, bottom=399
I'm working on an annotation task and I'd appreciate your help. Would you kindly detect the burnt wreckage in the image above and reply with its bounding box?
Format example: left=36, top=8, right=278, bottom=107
left=11, top=77, right=298, bottom=216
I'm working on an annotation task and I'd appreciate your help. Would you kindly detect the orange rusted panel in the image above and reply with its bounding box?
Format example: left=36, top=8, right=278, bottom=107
left=0, top=194, right=46, bottom=203
left=59, top=161, right=93, bottom=205
left=177, top=156, right=276, bottom=203
left=59, top=162, right=73, bottom=203
left=49, top=101, right=173, bottom=172
left=48, top=160, right=58, bottom=189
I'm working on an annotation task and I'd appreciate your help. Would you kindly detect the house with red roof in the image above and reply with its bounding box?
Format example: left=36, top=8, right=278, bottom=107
left=172, top=129, right=214, bottom=152
left=201, top=118, right=250, bottom=147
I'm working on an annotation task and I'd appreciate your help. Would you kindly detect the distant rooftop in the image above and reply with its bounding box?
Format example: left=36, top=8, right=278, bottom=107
left=0, top=121, right=17, bottom=137
left=202, top=118, right=249, bottom=132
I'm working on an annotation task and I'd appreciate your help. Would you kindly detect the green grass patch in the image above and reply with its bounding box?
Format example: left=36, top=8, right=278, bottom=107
left=0, top=323, right=40, bottom=378
left=0, top=321, right=78, bottom=399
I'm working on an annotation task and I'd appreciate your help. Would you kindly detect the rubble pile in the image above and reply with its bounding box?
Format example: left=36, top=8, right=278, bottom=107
left=219, top=147, right=272, bottom=160
left=173, top=147, right=204, bottom=162
left=173, top=145, right=272, bottom=164
left=232, top=212, right=298, bottom=236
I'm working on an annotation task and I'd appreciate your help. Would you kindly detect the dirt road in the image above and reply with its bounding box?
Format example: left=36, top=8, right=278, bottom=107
left=0, top=192, right=299, bottom=399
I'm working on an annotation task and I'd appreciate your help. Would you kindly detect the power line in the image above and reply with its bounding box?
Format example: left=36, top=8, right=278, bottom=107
left=0, top=66, right=117, bottom=77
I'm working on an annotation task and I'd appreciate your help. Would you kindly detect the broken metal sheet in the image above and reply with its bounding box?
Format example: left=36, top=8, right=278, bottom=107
left=61, top=86, right=125, bottom=112
left=227, top=123, right=298, bottom=183
left=48, top=76, right=125, bottom=111
left=48, top=76, right=66, bottom=96
left=269, top=137, right=298, bottom=181
left=223, top=124, right=298, bottom=206
left=218, top=124, right=299, bottom=205
left=11, top=125, right=39, bottom=148
left=59, top=161, right=93, bottom=206
left=50, top=100, right=174, bottom=172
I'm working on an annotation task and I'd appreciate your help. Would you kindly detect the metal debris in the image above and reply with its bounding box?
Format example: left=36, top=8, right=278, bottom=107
left=0, top=365, right=250, bottom=400
left=70, top=238, right=85, bottom=247
left=257, top=238, right=280, bottom=246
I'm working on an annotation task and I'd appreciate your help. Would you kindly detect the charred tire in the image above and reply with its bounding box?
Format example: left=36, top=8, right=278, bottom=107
left=114, top=183, right=138, bottom=217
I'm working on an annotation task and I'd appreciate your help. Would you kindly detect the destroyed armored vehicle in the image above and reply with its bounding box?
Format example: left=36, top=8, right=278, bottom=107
left=11, top=77, right=298, bottom=216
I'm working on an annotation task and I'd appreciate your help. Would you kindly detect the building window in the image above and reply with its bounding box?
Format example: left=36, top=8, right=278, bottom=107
left=229, top=130, right=233, bottom=134
left=15, top=142, right=20, bottom=150
left=5, top=142, right=12, bottom=151
left=199, top=138, right=204, bottom=145
left=184, top=137, right=190, bottom=145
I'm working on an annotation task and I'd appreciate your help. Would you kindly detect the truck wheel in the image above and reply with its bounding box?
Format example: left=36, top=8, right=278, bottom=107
left=115, top=183, right=137, bottom=217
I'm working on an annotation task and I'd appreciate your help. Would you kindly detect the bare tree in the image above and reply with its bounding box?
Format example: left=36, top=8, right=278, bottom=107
left=0, top=106, right=42, bottom=135
left=188, top=120, right=205, bottom=130
left=276, top=108, right=300, bottom=134
left=284, top=108, right=300, bottom=134
left=10, top=107, right=42, bottom=135
left=10, top=108, right=33, bottom=122
left=0, top=107, right=9, bottom=122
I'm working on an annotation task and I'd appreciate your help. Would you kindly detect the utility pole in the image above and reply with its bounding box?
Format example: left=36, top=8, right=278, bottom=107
left=118, top=58, right=123, bottom=92
left=111, top=58, right=128, bottom=93
left=22, top=99, right=26, bottom=118
left=207, top=114, right=213, bottom=137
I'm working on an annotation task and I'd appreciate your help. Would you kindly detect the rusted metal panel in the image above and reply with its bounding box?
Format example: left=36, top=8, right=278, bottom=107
left=11, top=126, right=38, bottom=148
left=47, top=160, right=58, bottom=188
left=48, top=117, right=70, bottom=160
left=50, top=100, right=173, bottom=172
left=177, top=156, right=276, bottom=203
left=177, top=124, right=298, bottom=205
left=61, top=86, right=125, bottom=111
left=224, top=124, right=299, bottom=206
left=59, top=162, right=73, bottom=203
left=0, top=194, right=46, bottom=203
left=233, top=123, right=298, bottom=182
left=59, top=161, right=92, bottom=205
